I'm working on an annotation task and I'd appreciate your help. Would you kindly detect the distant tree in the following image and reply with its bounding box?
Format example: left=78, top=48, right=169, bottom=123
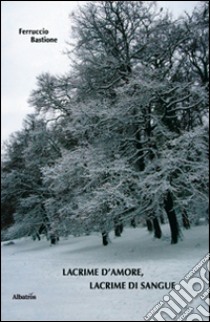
left=1, top=114, right=61, bottom=240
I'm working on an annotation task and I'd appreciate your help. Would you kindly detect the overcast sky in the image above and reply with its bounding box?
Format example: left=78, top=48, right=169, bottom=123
left=1, top=1, right=199, bottom=146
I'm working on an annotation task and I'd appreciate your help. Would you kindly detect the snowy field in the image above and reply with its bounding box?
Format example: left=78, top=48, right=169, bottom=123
left=1, top=224, right=209, bottom=321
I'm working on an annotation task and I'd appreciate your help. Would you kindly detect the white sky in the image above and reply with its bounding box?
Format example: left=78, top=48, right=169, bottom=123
left=1, top=1, right=199, bottom=145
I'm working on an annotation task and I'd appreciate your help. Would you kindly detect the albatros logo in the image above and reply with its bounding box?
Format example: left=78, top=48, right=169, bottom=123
left=12, top=293, right=37, bottom=300
left=144, top=253, right=209, bottom=321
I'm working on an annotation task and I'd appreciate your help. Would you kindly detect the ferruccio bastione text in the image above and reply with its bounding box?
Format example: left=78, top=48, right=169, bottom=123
left=19, top=28, right=58, bottom=43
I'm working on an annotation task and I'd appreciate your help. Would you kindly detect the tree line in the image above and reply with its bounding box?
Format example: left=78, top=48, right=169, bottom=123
left=1, top=1, right=209, bottom=245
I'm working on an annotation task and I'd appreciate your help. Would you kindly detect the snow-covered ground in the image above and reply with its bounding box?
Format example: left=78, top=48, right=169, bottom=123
left=1, top=224, right=209, bottom=321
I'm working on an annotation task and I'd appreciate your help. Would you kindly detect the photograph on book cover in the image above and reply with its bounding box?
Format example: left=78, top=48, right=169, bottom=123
left=1, top=1, right=209, bottom=321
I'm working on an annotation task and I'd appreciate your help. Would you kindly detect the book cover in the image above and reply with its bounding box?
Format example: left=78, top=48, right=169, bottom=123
left=1, top=1, right=209, bottom=321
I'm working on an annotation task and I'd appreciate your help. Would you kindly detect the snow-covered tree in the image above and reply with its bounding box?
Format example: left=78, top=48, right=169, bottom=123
left=35, top=1, right=210, bottom=244
left=1, top=114, right=61, bottom=240
left=2, top=1, right=208, bottom=247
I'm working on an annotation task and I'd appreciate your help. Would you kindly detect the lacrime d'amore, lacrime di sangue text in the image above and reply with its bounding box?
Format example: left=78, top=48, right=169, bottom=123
left=19, top=28, right=58, bottom=43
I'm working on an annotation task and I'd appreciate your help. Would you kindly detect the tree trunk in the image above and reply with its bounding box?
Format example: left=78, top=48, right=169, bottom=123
left=135, top=129, right=145, bottom=171
left=114, top=217, right=123, bottom=237
left=164, top=191, right=180, bottom=244
left=182, top=209, right=191, bottom=229
left=160, top=215, right=165, bottom=224
left=146, top=219, right=153, bottom=232
left=153, top=217, right=162, bottom=239
left=114, top=224, right=123, bottom=237
left=50, top=234, right=59, bottom=245
left=102, top=231, right=109, bottom=246
left=130, top=217, right=137, bottom=228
